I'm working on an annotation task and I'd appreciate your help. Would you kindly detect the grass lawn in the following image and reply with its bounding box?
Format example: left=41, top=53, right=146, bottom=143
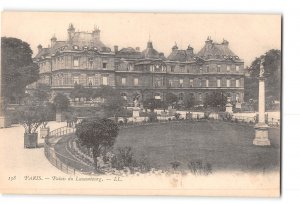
left=114, top=121, right=280, bottom=173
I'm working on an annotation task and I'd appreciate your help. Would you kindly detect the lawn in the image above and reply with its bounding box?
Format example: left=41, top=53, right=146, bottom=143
left=114, top=121, right=280, bottom=173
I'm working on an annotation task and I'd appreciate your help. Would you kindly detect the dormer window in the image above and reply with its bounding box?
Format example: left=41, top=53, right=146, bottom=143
left=73, top=45, right=79, bottom=50
left=93, top=47, right=98, bottom=51
left=83, top=46, right=88, bottom=50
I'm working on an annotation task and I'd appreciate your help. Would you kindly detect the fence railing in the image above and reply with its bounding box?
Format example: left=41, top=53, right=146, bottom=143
left=44, top=126, right=92, bottom=175
left=49, top=126, right=75, bottom=137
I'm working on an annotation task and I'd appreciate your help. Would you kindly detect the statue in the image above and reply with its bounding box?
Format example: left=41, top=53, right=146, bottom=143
left=259, top=58, right=265, bottom=78
left=133, top=95, right=140, bottom=107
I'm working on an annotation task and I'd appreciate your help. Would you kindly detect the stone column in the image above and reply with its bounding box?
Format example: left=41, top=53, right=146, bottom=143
left=253, top=58, right=270, bottom=146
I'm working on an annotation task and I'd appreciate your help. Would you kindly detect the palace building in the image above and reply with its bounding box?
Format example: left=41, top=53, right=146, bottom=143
left=33, top=24, right=245, bottom=106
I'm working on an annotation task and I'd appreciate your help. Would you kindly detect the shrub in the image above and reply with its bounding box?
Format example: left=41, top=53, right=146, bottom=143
left=170, top=161, right=181, bottom=171
left=111, top=147, right=152, bottom=174
left=111, top=147, right=137, bottom=170
left=188, top=159, right=213, bottom=175
left=148, top=111, right=158, bottom=122
left=204, top=111, right=211, bottom=119
left=174, top=113, right=181, bottom=120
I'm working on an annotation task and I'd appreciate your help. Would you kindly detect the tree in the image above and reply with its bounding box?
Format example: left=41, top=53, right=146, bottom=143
left=31, top=83, right=51, bottom=105
left=53, top=93, right=70, bottom=112
left=1, top=37, right=39, bottom=103
left=143, top=98, right=165, bottom=112
left=165, top=92, right=178, bottom=108
left=102, top=87, right=126, bottom=119
left=70, top=84, right=91, bottom=101
left=183, top=94, right=196, bottom=109
left=76, top=118, right=119, bottom=172
left=245, top=49, right=281, bottom=102
left=203, top=92, right=227, bottom=111
left=17, top=99, right=52, bottom=148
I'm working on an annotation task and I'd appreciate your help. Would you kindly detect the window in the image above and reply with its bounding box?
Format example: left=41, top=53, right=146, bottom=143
left=180, top=65, right=185, bottom=73
left=206, top=65, right=209, bottom=73
left=227, top=79, right=230, bottom=87
left=217, top=79, right=221, bottom=87
left=121, top=77, right=126, bottom=85
left=134, top=78, right=139, bottom=86
left=236, top=65, right=240, bottom=72
left=199, top=78, right=202, bottom=87
left=73, top=76, right=79, bottom=85
left=154, top=93, right=161, bottom=100
left=73, top=57, right=79, bottom=67
left=226, top=65, right=231, bottom=72
left=189, top=79, right=193, bottom=87
left=128, top=64, right=133, bottom=71
left=236, top=79, right=240, bottom=87
left=179, top=93, right=184, bottom=101
left=88, top=58, right=93, bottom=68
left=168, top=80, right=173, bottom=87
left=198, top=93, right=202, bottom=102
left=102, top=76, right=108, bottom=85
left=179, top=79, right=183, bottom=87
left=88, top=77, right=93, bottom=87
left=206, top=79, right=209, bottom=87
left=171, top=66, right=175, bottom=72
left=102, top=62, right=107, bottom=69
left=154, top=80, right=161, bottom=87
left=217, top=65, right=221, bottom=72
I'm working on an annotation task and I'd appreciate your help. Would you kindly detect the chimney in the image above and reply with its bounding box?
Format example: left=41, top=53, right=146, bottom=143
left=222, top=38, right=229, bottom=46
left=114, top=45, right=118, bottom=53
left=135, top=47, right=140, bottom=51
left=147, top=41, right=153, bottom=49
left=37, top=44, right=43, bottom=53
left=172, top=42, right=178, bottom=51
left=186, top=45, right=194, bottom=55
left=159, top=52, right=165, bottom=58
left=92, top=25, right=100, bottom=42
left=205, top=36, right=213, bottom=44
left=51, top=35, right=57, bottom=47
left=67, top=23, right=75, bottom=42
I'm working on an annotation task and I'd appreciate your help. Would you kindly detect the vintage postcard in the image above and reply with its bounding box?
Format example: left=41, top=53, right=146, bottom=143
left=0, top=12, right=281, bottom=196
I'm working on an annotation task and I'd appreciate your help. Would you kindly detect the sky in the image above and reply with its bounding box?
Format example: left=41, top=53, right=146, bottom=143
left=1, top=12, right=281, bottom=66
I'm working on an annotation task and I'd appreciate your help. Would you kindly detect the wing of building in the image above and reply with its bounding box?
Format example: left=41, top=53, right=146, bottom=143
left=32, top=25, right=245, bottom=106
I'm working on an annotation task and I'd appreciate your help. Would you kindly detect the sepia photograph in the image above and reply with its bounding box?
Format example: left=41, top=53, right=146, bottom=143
left=0, top=12, right=281, bottom=197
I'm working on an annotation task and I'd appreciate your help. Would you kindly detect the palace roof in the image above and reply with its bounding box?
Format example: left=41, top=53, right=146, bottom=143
left=197, top=37, right=242, bottom=61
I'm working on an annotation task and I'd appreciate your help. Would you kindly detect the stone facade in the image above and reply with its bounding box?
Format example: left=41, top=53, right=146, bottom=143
left=33, top=25, right=245, bottom=106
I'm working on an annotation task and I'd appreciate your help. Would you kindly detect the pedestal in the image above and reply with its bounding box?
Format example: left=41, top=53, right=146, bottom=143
left=0, top=116, right=11, bottom=128
left=253, top=123, right=270, bottom=146
left=225, top=103, right=233, bottom=114
left=132, top=107, right=140, bottom=118
left=40, top=127, right=50, bottom=138
left=24, top=133, right=38, bottom=148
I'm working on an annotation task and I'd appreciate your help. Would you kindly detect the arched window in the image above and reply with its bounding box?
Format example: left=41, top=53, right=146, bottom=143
left=154, top=93, right=161, bottom=100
